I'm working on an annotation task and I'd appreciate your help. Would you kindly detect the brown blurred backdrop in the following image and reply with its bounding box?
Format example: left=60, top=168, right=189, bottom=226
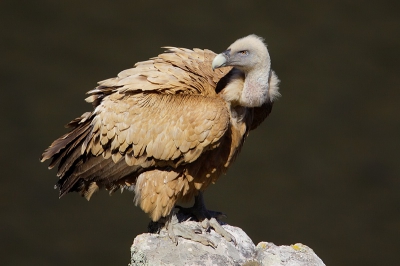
left=1, top=1, right=399, bottom=265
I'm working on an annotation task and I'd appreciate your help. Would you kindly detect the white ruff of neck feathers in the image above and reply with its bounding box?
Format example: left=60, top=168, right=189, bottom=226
left=239, top=61, right=272, bottom=107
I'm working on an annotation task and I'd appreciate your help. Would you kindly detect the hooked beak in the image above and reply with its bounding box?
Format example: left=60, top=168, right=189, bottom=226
left=212, top=50, right=230, bottom=70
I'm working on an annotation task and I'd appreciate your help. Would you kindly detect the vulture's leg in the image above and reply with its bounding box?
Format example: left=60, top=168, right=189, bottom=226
left=176, top=192, right=236, bottom=245
left=177, top=192, right=226, bottom=221
left=148, top=193, right=236, bottom=247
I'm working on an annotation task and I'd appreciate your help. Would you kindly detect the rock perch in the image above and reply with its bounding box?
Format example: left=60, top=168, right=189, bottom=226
left=129, top=220, right=325, bottom=266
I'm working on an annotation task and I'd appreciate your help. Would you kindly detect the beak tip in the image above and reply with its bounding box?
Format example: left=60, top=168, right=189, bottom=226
left=211, top=53, right=228, bottom=70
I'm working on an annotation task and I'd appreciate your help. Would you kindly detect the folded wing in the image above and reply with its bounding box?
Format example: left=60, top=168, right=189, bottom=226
left=41, top=47, right=232, bottom=199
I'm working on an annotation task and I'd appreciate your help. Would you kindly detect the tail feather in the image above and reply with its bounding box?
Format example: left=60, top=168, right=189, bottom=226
left=58, top=155, right=106, bottom=197
left=41, top=113, right=93, bottom=196
left=56, top=125, right=92, bottom=177
left=41, top=112, right=93, bottom=168
left=57, top=154, right=141, bottom=199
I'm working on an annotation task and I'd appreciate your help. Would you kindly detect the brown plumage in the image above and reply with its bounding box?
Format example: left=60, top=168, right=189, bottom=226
left=41, top=34, right=280, bottom=222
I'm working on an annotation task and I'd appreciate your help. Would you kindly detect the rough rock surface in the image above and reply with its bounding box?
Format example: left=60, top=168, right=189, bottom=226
left=129, top=220, right=325, bottom=266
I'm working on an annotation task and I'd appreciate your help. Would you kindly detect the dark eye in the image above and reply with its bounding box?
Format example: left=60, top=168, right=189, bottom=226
left=238, top=50, right=249, bottom=56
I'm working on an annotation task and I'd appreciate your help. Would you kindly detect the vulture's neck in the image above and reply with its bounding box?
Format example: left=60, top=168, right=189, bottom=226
left=240, top=64, right=271, bottom=108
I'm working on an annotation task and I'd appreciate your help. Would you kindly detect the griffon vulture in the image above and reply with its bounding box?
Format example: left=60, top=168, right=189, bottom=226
left=41, top=34, right=280, bottom=246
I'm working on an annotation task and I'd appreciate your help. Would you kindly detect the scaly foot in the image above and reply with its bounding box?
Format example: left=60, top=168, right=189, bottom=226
left=165, top=209, right=217, bottom=247
left=149, top=192, right=236, bottom=247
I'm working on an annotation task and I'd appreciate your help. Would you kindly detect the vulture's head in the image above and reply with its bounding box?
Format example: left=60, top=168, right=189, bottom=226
left=212, top=34, right=280, bottom=107
left=212, top=34, right=270, bottom=73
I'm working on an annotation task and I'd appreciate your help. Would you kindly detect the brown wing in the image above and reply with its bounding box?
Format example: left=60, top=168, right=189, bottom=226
left=41, top=47, right=232, bottom=199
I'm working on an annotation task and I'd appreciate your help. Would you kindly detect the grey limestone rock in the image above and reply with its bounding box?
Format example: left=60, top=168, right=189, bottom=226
left=255, top=242, right=325, bottom=266
left=129, top=220, right=325, bottom=266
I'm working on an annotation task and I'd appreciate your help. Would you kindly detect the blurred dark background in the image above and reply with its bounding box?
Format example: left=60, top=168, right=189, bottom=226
left=1, top=0, right=399, bottom=265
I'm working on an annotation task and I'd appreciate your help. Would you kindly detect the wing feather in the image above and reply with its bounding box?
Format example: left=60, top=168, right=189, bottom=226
left=91, top=93, right=230, bottom=165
